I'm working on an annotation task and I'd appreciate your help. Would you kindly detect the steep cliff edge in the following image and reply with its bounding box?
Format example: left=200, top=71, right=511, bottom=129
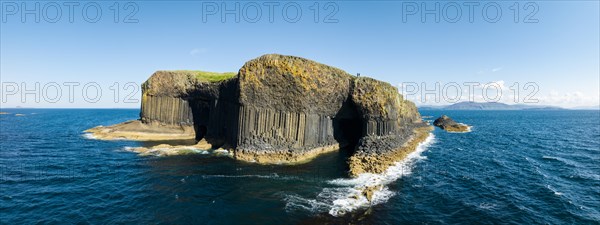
left=85, top=54, right=431, bottom=177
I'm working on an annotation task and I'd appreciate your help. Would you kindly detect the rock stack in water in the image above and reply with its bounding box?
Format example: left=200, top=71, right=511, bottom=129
left=433, top=115, right=470, bottom=132
left=88, top=54, right=432, bottom=177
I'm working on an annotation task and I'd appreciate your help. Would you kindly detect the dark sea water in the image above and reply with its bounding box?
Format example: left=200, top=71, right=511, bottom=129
left=1, top=109, right=599, bottom=224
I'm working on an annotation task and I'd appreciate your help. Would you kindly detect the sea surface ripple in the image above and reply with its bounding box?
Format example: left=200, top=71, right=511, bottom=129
left=0, top=109, right=598, bottom=224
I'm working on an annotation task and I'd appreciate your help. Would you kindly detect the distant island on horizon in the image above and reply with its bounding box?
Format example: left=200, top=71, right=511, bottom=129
left=418, top=102, right=600, bottom=110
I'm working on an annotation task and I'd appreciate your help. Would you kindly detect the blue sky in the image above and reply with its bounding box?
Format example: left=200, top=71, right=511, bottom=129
left=1, top=1, right=598, bottom=108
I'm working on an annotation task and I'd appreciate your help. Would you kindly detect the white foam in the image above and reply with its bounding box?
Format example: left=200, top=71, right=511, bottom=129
left=284, top=194, right=332, bottom=212
left=213, top=149, right=233, bottom=157
left=546, top=185, right=563, bottom=196
left=201, top=173, right=303, bottom=181
left=284, top=133, right=436, bottom=217
left=121, top=145, right=234, bottom=157
left=199, top=150, right=211, bottom=154
left=82, top=133, right=97, bottom=139
left=329, top=133, right=435, bottom=216
left=447, top=124, right=473, bottom=133
left=478, top=202, right=497, bottom=210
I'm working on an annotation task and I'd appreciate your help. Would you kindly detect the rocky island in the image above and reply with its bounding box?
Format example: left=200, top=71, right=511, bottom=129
left=86, top=54, right=432, bottom=176
left=433, top=115, right=470, bottom=132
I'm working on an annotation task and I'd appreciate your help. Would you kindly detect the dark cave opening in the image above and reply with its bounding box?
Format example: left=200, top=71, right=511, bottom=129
left=337, top=118, right=363, bottom=147
left=333, top=100, right=364, bottom=152
left=195, top=125, right=207, bottom=141
left=189, top=99, right=210, bottom=141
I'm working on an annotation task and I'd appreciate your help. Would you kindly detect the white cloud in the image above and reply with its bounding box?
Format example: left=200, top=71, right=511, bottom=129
left=400, top=81, right=599, bottom=108
left=491, top=67, right=503, bottom=72
left=538, top=90, right=599, bottom=108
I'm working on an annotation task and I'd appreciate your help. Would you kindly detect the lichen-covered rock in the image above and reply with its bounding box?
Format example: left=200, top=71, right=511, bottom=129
left=142, top=71, right=203, bottom=97
left=351, top=77, right=402, bottom=120
left=88, top=54, right=433, bottom=177
left=238, top=54, right=352, bottom=115
left=142, top=70, right=233, bottom=98
left=235, top=55, right=354, bottom=160
left=350, top=77, right=423, bottom=136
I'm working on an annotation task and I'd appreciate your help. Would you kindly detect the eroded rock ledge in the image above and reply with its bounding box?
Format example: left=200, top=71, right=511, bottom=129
left=84, top=120, right=195, bottom=141
left=86, top=54, right=432, bottom=176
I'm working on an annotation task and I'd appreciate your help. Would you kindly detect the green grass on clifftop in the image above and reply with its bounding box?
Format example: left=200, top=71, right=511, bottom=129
left=171, top=70, right=237, bottom=82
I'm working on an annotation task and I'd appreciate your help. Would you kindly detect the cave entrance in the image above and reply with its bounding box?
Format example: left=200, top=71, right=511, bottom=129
left=189, top=99, right=211, bottom=141
left=195, top=125, right=207, bottom=140
left=337, top=118, right=363, bottom=147
left=333, top=100, right=364, bottom=152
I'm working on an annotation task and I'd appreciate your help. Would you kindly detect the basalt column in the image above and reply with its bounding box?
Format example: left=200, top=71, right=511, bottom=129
left=141, top=94, right=194, bottom=126
left=139, top=71, right=201, bottom=128
left=234, top=54, right=353, bottom=161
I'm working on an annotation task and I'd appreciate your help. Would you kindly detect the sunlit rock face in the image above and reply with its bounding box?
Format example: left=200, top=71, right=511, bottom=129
left=127, top=54, right=431, bottom=175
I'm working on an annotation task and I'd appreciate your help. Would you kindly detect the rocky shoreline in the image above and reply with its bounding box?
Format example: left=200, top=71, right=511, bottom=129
left=235, top=144, right=341, bottom=164
left=85, top=54, right=433, bottom=177
left=348, top=125, right=433, bottom=176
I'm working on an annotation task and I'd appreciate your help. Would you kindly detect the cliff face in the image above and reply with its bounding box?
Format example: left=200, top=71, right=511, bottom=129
left=139, top=70, right=239, bottom=145
left=140, top=70, right=222, bottom=126
left=134, top=54, right=430, bottom=175
left=236, top=55, right=352, bottom=160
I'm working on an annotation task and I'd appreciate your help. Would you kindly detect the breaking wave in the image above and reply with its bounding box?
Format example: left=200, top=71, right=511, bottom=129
left=122, top=145, right=232, bottom=157
left=82, top=133, right=97, bottom=139
left=285, top=134, right=436, bottom=217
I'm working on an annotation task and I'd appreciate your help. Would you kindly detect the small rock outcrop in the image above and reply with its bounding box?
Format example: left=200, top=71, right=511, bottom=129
left=86, top=54, right=433, bottom=177
left=433, top=115, right=470, bottom=132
